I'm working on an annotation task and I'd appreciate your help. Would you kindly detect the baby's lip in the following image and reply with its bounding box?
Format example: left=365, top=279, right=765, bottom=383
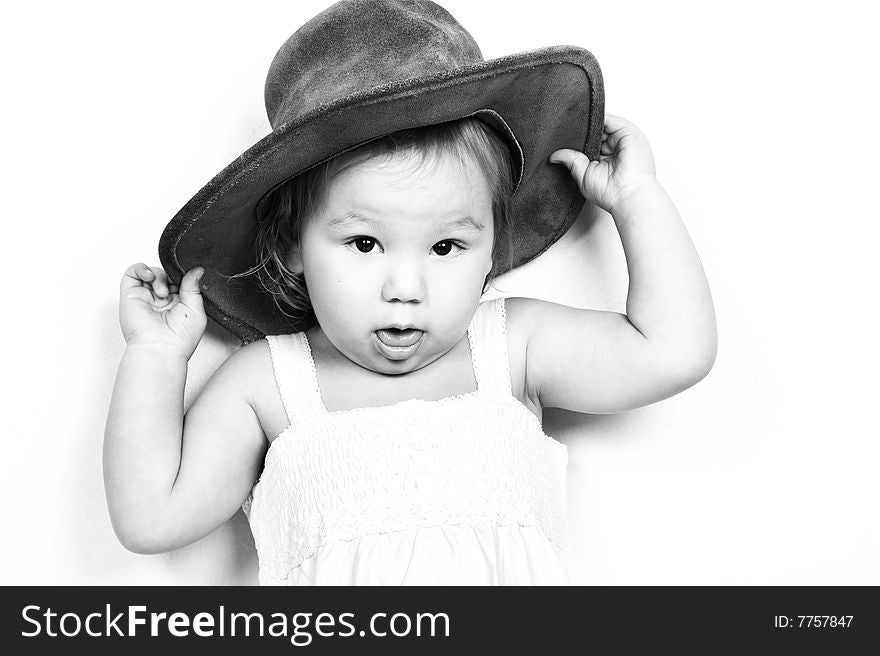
left=375, top=327, right=423, bottom=348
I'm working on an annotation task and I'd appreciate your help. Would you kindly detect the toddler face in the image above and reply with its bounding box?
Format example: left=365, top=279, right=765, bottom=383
left=295, top=149, right=494, bottom=375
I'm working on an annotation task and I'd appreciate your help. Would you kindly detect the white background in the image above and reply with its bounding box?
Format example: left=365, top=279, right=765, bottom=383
left=1, top=0, right=877, bottom=585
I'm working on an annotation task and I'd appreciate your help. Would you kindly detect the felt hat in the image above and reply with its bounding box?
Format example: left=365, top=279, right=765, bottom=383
left=158, top=0, right=604, bottom=344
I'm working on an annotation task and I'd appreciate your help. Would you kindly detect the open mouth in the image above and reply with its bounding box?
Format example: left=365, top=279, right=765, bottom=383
left=374, top=328, right=425, bottom=360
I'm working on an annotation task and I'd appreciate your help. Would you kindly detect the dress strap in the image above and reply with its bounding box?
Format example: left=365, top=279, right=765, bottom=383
left=468, top=297, right=513, bottom=396
left=265, top=333, right=327, bottom=427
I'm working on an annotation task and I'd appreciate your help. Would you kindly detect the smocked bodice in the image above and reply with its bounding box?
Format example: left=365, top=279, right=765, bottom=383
left=243, top=298, right=572, bottom=585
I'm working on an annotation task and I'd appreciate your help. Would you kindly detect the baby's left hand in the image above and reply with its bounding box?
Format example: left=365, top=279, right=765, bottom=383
left=550, top=114, right=657, bottom=213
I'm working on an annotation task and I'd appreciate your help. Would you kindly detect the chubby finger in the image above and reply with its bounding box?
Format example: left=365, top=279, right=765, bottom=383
left=121, top=263, right=156, bottom=291
left=148, top=267, right=171, bottom=299
left=548, top=148, right=593, bottom=185
left=178, top=267, right=206, bottom=309
left=603, top=113, right=633, bottom=133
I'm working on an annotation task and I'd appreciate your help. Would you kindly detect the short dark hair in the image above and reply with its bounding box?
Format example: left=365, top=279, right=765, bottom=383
left=244, top=117, right=515, bottom=326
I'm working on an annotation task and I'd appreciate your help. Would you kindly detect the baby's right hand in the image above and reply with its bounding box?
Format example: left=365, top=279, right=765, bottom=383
left=119, top=263, right=207, bottom=359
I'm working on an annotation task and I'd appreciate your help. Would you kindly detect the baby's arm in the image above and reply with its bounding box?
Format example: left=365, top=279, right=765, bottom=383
left=104, top=264, right=267, bottom=553
left=509, top=115, right=717, bottom=413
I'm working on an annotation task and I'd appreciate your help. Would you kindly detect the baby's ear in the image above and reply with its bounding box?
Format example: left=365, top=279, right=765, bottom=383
left=285, top=242, right=304, bottom=275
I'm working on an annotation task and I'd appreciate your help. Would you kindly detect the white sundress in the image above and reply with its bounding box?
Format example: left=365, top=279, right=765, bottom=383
left=243, top=297, right=572, bottom=585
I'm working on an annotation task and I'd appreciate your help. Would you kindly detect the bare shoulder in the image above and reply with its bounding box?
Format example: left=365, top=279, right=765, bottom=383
left=186, top=340, right=266, bottom=416
left=503, top=297, right=549, bottom=416
left=220, top=339, right=272, bottom=382
left=199, top=338, right=287, bottom=440
left=196, top=339, right=270, bottom=403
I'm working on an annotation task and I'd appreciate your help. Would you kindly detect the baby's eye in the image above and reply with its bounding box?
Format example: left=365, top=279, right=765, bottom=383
left=432, top=240, right=463, bottom=257
left=348, top=237, right=381, bottom=254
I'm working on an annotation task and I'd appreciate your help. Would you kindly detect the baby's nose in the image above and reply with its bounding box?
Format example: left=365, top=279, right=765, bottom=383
left=381, top=260, right=426, bottom=303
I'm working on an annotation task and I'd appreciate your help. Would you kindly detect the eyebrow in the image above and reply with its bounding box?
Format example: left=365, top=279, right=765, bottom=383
left=326, top=212, right=486, bottom=232
left=326, top=212, right=379, bottom=229
left=440, top=216, right=486, bottom=232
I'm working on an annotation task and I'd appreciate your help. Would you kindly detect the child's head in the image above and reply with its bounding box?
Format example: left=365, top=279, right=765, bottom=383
left=159, top=1, right=603, bottom=344
left=250, top=117, right=515, bottom=372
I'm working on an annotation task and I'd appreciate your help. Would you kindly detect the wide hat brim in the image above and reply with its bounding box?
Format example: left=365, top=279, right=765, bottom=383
left=159, top=46, right=604, bottom=344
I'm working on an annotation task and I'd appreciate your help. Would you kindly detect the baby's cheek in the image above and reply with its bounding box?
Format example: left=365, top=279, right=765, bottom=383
left=432, top=269, right=483, bottom=309
left=340, top=271, right=381, bottom=298
left=443, top=261, right=487, bottom=292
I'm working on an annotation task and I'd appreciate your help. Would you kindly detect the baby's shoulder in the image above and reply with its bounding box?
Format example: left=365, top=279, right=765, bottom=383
left=497, top=297, right=545, bottom=413
left=502, top=296, right=539, bottom=333
left=501, top=296, right=551, bottom=357
left=204, top=338, right=277, bottom=407
left=499, top=296, right=602, bottom=415
left=214, top=337, right=289, bottom=440
left=221, top=338, right=273, bottom=378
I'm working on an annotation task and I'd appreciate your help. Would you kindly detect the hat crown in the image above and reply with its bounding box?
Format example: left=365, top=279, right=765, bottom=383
left=265, top=0, right=483, bottom=128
